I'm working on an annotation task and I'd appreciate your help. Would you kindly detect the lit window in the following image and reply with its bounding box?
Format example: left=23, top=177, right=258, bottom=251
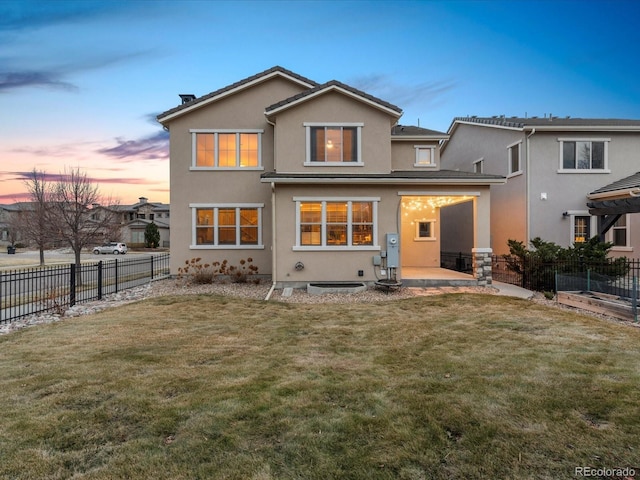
left=296, top=199, right=377, bottom=248
left=192, top=130, right=262, bottom=169
left=304, top=123, right=363, bottom=165
left=573, top=215, right=591, bottom=243
left=192, top=204, right=263, bottom=248
left=414, top=146, right=435, bottom=167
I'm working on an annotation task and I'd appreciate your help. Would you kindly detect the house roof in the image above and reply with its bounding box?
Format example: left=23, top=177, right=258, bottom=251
left=264, top=80, right=403, bottom=118
left=261, top=170, right=505, bottom=185
left=391, top=124, right=448, bottom=139
left=157, top=66, right=319, bottom=124
left=448, top=116, right=640, bottom=132
left=589, top=172, right=640, bottom=198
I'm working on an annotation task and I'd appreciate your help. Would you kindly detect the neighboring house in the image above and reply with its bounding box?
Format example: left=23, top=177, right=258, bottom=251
left=0, top=196, right=170, bottom=249
left=441, top=116, right=640, bottom=257
left=157, top=66, right=504, bottom=286
left=109, top=197, right=171, bottom=247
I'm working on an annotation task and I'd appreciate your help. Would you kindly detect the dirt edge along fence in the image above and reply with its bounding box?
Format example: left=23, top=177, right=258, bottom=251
left=0, top=253, right=170, bottom=323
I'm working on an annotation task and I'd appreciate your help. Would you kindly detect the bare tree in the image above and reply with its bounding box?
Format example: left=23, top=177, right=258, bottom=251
left=46, top=168, right=120, bottom=284
left=21, top=168, right=51, bottom=266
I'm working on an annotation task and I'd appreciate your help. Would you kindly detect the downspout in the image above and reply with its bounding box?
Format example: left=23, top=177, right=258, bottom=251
left=265, top=116, right=278, bottom=301
left=265, top=184, right=277, bottom=301
left=525, top=128, right=536, bottom=243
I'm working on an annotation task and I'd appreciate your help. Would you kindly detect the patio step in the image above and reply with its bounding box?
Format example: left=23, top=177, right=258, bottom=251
left=401, top=278, right=479, bottom=288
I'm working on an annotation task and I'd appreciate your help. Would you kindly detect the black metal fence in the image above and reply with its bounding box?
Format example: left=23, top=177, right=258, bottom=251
left=0, top=253, right=170, bottom=324
left=442, top=251, right=640, bottom=299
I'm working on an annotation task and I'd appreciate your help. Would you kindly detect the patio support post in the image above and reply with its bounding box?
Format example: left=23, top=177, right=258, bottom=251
left=472, top=247, right=493, bottom=286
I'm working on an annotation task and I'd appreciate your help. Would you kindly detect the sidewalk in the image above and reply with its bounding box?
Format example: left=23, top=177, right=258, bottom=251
left=492, top=281, right=534, bottom=299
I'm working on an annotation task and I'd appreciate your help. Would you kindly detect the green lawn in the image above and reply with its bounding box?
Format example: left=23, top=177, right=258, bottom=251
left=1, top=293, right=639, bottom=479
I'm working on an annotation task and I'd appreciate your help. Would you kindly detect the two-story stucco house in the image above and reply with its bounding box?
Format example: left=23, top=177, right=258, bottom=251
left=441, top=116, right=640, bottom=257
left=157, top=67, right=505, bottom=287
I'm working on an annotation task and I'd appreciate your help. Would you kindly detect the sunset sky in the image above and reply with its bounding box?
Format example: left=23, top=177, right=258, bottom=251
left=2, top=0, right=639, bottom=205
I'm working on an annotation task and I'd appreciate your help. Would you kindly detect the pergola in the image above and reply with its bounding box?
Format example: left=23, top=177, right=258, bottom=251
left=587, top=172, right=640, bottom=241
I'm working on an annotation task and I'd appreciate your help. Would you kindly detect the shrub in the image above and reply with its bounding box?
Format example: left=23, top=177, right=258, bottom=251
left=177, top=257, right=259, bottom=285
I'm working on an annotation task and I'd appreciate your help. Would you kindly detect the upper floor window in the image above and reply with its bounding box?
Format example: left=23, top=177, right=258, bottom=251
left=507, top=141, right=521, bottom=177
left=304, top=123, right=363, bottom=166
left=414, top=146, right=436, bottom=167
left=190, top=203, right=263, bottom=249
left=295, top=197, right=378, bottom=249
left=473, top=158, right=484, bottom=174
left=191, top=130, right=263, bottom=170
left=558, top=138, right=609, bottom=172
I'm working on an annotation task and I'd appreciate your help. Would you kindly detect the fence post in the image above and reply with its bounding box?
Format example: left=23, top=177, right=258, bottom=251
left=587, top=268, right=591, bottom=292
left=151, top=255, right=154, bottom=280
left=633, top=276, right=638, bottom=324
left=115, top=258, right=119, bottom=293
left=70, top=264, right=76, bottom=307
left=97, top=261, right=103, bottom=300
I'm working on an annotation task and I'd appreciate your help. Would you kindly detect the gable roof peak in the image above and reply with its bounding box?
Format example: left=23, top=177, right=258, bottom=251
left=157, top=66, right=319, bottom=123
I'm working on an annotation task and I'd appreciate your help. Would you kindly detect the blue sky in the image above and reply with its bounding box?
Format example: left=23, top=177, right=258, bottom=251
left=1, top=0, right=639, bottom=204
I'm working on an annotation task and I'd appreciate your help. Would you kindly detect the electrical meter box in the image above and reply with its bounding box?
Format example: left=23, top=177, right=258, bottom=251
left=385, top=233, right=399, bottom=268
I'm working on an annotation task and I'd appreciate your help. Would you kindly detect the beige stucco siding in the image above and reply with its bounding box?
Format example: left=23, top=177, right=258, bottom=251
left=391, top=140, right=441, bottom=170
left=270, top=92, right=394, bottom=173
left=166, top=77, right=310, bottom=275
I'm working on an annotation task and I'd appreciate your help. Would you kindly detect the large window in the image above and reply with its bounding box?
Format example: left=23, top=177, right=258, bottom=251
left=191, top=204, right=263, bottom=248
left=191, top=130, right=262, bottom=169
left=559, top=139, right=608, bottom=171
left=295, top=198, right=378, bottom=249
left=304, top=123, right=363, bottom=165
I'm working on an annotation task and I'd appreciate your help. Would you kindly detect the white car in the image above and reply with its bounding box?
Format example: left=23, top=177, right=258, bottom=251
left=93, top=242, right=128, bottom=255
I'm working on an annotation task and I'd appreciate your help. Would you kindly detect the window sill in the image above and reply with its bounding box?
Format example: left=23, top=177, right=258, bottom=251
left=556, top=169, right=611, bottom=174
left=190, top=167, right=264, bottom=171
left=507, top=170, right=523, bottom=179
left=610, top=246, right=633, bottom=252
left=190, top=245, right=264, bottom=249
left=303, top=162, right=364, bottom=167
left=293, top=245, right=380, bottom=251
left=413, top=238, right=437, bottom=242
left=413, top=164, right=437, bottom=168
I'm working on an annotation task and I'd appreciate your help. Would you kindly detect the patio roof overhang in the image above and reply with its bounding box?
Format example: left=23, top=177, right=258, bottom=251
left=260, top=170, right=506, bottom=186
left=586, top=172, right=640, bottom=240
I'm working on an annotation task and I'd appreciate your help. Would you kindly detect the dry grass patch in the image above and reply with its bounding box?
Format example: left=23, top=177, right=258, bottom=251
left=1, top=293, right=639, bottom=479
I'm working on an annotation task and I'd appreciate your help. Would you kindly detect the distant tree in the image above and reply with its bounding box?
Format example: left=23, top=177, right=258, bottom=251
left=46, top=168, right=120, bottom=284
left=21, top=168, right=51, bottom=266
left=144, top=222, right=160, bottom=248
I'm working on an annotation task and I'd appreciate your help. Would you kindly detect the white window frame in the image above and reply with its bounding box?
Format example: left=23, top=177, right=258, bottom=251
left=293, top=197, right=379, bottom=251
left=507, top=141, right=522, bottom=178
left=304, top=122, right=364, bottom=166
left=557, top=138, right=610, bottom=173
left=414, top=145, right=436, bottom=168
left=473, top=157, right=484, bottom=174
left=414, top=219, right=436, bottom=241
left=190, top=129, right=264, bottom=170
left=189, top=203, right=264, bottom=249
left=566, top=210, right=596, bottom=245
left=607, top=214, right=633, bottom=252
